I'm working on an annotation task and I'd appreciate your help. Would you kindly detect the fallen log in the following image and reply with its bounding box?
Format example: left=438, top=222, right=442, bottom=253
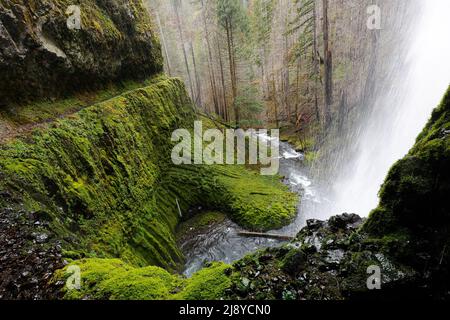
left=237, top=231, right=294, bottom=241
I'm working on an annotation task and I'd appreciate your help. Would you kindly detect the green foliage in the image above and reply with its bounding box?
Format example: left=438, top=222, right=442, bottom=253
left=250, top=0, right=275, bottom=46
left=217, top=0, right=249, bottom=32
left=234, top=85, right=264, bottom=123
left=290, top=0, right=316, bottom=64
left=249, top=0, right=275, bottom=66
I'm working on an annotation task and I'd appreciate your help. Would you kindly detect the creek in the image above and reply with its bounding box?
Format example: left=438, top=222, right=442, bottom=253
left=181, top=137, right=325, bottom=277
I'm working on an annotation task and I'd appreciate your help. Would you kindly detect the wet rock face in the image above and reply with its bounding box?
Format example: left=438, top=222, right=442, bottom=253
left=0, top=197, right=63, bottom=300
left=0, top=0, right=163, bottom=105
left=226, top=213, right=425, bottom=300
left=226, top=214, right=362, bottom=300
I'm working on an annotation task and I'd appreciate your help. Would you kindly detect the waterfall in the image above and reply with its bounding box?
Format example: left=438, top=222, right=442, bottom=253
left=324, top=0, right=450, bottom=218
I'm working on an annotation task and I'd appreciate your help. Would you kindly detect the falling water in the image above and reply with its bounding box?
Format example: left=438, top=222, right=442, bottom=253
left=327, top=0, right=450, bottom=217
left=179, top=1, right=450, bottom=274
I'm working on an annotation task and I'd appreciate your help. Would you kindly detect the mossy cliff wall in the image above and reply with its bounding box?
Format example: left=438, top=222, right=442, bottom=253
left=0, top=76, right=297, bottom=299
left=361, top=86, right=450, bottom=292
left=0, top=0, right=162, bottom=105
left=0, top=78, right=195, bottom=290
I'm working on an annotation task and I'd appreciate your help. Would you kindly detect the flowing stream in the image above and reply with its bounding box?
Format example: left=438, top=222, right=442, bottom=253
left=182, top=139, right=322, bottom=276
left=181, top=0, right=450, bottom=276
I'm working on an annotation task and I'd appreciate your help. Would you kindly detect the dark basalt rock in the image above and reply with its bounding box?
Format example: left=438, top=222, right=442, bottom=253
left=0, top=0, right=163, bottom=106
left=0, top=203, right=63, bottom=299
left=226, top=213, right=421, bottom=300
left=328, top=213, right=362, bottom=231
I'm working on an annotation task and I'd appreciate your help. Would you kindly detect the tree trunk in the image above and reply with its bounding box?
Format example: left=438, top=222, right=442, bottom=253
left=173, top=2, right=195, bottom=101
left=283, top=1, right=291, bottom=124
left=322, top=0, right=333, bottom=128
left=200, top=0, right=220, bottom=115
left=313, top=2, right=320, bottom=123
left=217, top=37, right=229, bottom=122
left=338, top=89, right=347, bottom=133
left=272, top=72, right=279, bottom=128
left=189, top=42, right=202, bottom=107
left=155, top=10, right=172, bottom=76
left=225, top=18, right=239, bottom=126
left=295, top=60, right=300, bottom=128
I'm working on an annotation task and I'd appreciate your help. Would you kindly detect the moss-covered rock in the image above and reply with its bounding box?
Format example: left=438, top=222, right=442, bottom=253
left=0, top=0, right=162, bottom=105
left=54, top=258, right=232, bottom=300
left=55, top=258, right=184, bottom=300
left=213, top=165, right=298, bottom=231
left=0, top=77, right=195, bottom=272
left=364, top=87, right=450, bottom=238
left=174, top=262, right=233, bottom=300
left=360, top=86, right=450, bottom=295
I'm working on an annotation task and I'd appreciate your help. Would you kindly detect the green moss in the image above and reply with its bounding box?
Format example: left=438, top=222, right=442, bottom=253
left=279, top=248, right=306, bottom=276
left=0, top=77, right=194, bottom=271
left=280, top=127, right=316, bottom=153
left=364, top=86, right=450, bottom=235
left=304, top=151, right=318, bottom=165
left=214, top=166, right=298, bottom=231
left=1, top=76, right=297, bottom=279
left=0, top=75, right=169, bottom=127
left=363, top=86, right=450, bottom=267
left=55, top=258, right=184, bottom=300
left=54, top=259, right=232, bottom=300
left=175, top=262, right=233, bottom=300
left=157, top=164, right=297, bottom=233
left=176, top=211, right=226, bottom=242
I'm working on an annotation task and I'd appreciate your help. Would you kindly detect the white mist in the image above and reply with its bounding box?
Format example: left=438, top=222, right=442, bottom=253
left=329, top=0, right=450, bottom=217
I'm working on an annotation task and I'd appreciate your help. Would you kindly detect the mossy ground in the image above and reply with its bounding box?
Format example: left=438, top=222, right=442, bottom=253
left=54, top=259, right=232, bottom=300
left=0, top=75, right=168, bottom=128
left=1, top=77, right=195, bottom=271
left=214, top=165, right=298, bottom=231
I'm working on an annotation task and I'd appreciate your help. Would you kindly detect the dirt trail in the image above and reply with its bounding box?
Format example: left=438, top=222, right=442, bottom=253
left=0, top=119, right=53, bottom=145
left=0, top=85, right=147, bottom=145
